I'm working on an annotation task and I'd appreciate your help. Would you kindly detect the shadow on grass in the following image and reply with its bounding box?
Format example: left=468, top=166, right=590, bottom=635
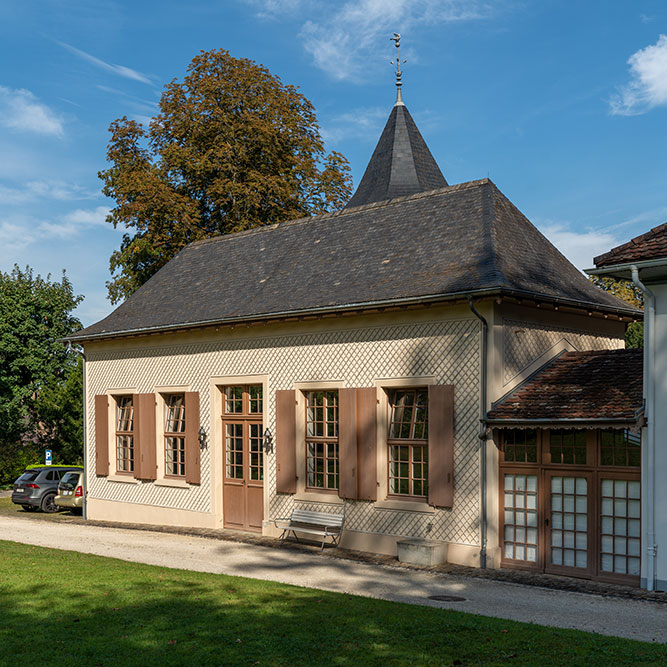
left=2, top=542, right=667, bottom=666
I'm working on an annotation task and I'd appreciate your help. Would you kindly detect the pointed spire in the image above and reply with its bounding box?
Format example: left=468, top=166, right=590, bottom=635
left=344, top=34, right=448, bottom=209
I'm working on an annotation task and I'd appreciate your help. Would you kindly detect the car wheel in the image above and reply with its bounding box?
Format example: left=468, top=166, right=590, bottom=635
left=40, top=492, right=59, bottom=513
left=21, top=505, right=38, bottom=512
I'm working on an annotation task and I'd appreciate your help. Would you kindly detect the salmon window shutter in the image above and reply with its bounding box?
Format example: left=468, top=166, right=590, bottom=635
left=338, top=388, right=357, bottom=499
left=134, top=393, right=157, bottom=481
left=275, top=389, right=297, bottom=494
left=428, top=384, right=455, bottom=508
left=355, top=387, right=378, bottom=501
left=184, top=392, right=201, bottom=485
left=94, top=394, right=109, bottom=476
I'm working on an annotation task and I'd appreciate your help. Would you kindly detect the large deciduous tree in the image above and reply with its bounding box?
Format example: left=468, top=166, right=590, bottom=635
left=100, top=48, right=353, bottom=303
left=0, top=266, right=83, bottom=483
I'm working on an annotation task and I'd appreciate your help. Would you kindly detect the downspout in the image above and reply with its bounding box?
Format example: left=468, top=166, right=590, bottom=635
left=469, top=298, right=488, bottom=569
left=67, top=342, right=87, bottom=521
left=631, top=266, right=656, bottom=590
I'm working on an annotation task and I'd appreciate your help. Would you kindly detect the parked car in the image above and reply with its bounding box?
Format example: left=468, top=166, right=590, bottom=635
left=55, top=470, right=84, bottom=511
left=11, top=466, right=83, bottom=513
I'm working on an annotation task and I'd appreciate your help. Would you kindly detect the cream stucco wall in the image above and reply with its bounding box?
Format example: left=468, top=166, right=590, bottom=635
left=83, top=299, right=627, bottom=566
left=84, top=305, right=485, bottom=562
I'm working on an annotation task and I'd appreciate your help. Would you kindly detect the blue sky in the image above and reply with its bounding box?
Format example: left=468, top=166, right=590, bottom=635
left=1, top=0, right=667, bottom=326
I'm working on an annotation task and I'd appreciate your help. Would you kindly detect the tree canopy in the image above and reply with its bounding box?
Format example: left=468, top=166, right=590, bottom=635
left=590, top=275, right=644, bottom=348
left=0, top=266, right=83, bottom=482
left=100, top=48, right=353, bottom=303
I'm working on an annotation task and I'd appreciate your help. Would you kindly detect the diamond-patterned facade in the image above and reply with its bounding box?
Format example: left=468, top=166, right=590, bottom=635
left=503, top=319, right=622, bottom=385
left=86, top=317, right=482, bottom=546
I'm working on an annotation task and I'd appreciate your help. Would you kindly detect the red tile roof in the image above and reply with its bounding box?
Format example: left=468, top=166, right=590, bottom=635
left=595, top=221, right=667, bottom=267
left=487, top=349, right=642, bottom=423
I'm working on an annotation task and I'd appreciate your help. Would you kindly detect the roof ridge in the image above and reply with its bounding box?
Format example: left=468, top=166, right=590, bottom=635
left=187, top=179, right=493, bottom=250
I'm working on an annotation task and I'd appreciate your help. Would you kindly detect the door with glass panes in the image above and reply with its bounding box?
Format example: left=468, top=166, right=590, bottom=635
left=222, top=385, right=264, bottom=532
left=500, top=428, right=640, bottom=584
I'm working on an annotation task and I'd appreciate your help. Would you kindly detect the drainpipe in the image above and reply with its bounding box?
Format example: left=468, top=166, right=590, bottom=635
left=468, top=298, right=488, bottom=569
left=631, top=266, right=656, bottom=590
left=67, top=342, right=87, bottom=521
left=632, top=268, right=656, bottom=588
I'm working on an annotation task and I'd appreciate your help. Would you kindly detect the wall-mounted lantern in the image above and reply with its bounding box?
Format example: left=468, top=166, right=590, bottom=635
left=198, top=426, right=208, bottom=449
left=263, top=428, right=273, bottom=453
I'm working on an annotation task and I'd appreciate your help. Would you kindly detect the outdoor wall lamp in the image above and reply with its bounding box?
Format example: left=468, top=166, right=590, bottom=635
left=198, top=426, right=208, bottom=449
left=263, top=428, right=273, bottom=453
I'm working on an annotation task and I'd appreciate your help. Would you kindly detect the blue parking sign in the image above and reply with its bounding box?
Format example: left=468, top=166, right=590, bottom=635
left=45, top=449, right=52, bottom=466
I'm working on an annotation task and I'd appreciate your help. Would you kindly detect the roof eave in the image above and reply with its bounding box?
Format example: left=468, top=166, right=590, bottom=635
left=586, top=257, right=667, bottom=281
left=64, top=285, right=639, bottom=344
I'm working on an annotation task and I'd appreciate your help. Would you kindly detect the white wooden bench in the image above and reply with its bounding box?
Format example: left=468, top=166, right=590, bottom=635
left=273, top=507, right=346, bottom=551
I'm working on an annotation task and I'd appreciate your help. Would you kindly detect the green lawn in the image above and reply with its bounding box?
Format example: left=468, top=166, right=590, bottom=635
left=0, top=541, right=665, bottom=665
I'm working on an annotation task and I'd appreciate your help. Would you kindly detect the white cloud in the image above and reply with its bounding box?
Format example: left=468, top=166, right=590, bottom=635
left=610, top=35, right=667, bottom=115
left=321, top=106, right=387, bottom=143
left=0, top=86, right=64, bottom=137
left=0, top=217, right=35, bottom=255
left=299, top=0, right=495, bottom=81
left=38, top=206, right=111, bottom=238
left=537, top=221, right=620, bottom=272
left=244, top=0, right=304, bottom=19
left=57, top=41, right=153, bottom=85
left=0, top=180, right=98, bottom=205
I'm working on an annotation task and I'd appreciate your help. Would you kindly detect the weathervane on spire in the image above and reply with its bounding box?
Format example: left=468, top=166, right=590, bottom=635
left=390, top=33, right=406, bottom=106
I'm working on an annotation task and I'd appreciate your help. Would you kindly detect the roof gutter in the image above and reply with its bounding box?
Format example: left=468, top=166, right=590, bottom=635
left=64, top=286, right=639, bottom=344
left=586, top=257, right=667, bottom=279
left=468, top=298, right=488, bottom=570
left=484, top=417, right=640, bottom=425
left=631, top=265, right=657, bottom=591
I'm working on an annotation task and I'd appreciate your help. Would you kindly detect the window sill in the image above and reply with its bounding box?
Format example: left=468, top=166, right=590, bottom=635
left=154, top=479, right=190, bottom=489
left=374, top=499, right=436, bottom=513
left=294, top=491, right=344, bottom=505
left=107, top=475, right=140, bottom=485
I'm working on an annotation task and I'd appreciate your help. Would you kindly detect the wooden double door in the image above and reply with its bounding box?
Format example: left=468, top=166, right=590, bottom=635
left=222, top=385, right=264, bottom=532
left=500, top=429, right=641, bottom=585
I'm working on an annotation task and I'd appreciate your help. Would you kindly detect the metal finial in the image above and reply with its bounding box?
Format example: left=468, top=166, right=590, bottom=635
left=390, top=33, right=406, bottom=106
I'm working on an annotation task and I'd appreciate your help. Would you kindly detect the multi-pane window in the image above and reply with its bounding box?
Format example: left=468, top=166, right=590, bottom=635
left=115, top=396, right=134, bottom=473
left=503, top=474, right=538, bottom=562
left=164, top=394, right=185, bottom=477
left=550, top=429, right=587, bottom=465
left=550, top=476, right=588, bottom=569
left=388, top=389, right=428, bottom=497
left=600, top=430, right=641, bottom=467
left=305, top=391, right=338, bottom=490
left=600, top=479, right=641, bottom=576
left=223, top=385, right=263, bottom=482
left=503, top=429, right=538, bottom=463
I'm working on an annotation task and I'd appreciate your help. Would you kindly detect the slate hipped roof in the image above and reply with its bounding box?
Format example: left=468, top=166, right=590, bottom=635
left=487, top=349, right=643, bottom=424
left=594, top=221, right=667, bottom=267
left=71, top=178, right=638, bottom=342
left=345, top=103, right=447, bottom=208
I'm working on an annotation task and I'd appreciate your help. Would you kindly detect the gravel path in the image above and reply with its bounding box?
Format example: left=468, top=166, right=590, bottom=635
left=2, top=515, right=667, bottom=644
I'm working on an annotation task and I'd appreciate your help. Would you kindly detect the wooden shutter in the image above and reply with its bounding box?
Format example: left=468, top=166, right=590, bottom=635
left=338, top=388, right=357, bottom=499
left=428, top=384, right=455, bottom=508
left=356, top=387, right=378, bottom=501
left=134, top=393, right=157, bottom=480
left=275, top=389, right=297, bottom=494
left=184, top=392, right=201, bottom=485
left=94, top=394, right=109, bottom=476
